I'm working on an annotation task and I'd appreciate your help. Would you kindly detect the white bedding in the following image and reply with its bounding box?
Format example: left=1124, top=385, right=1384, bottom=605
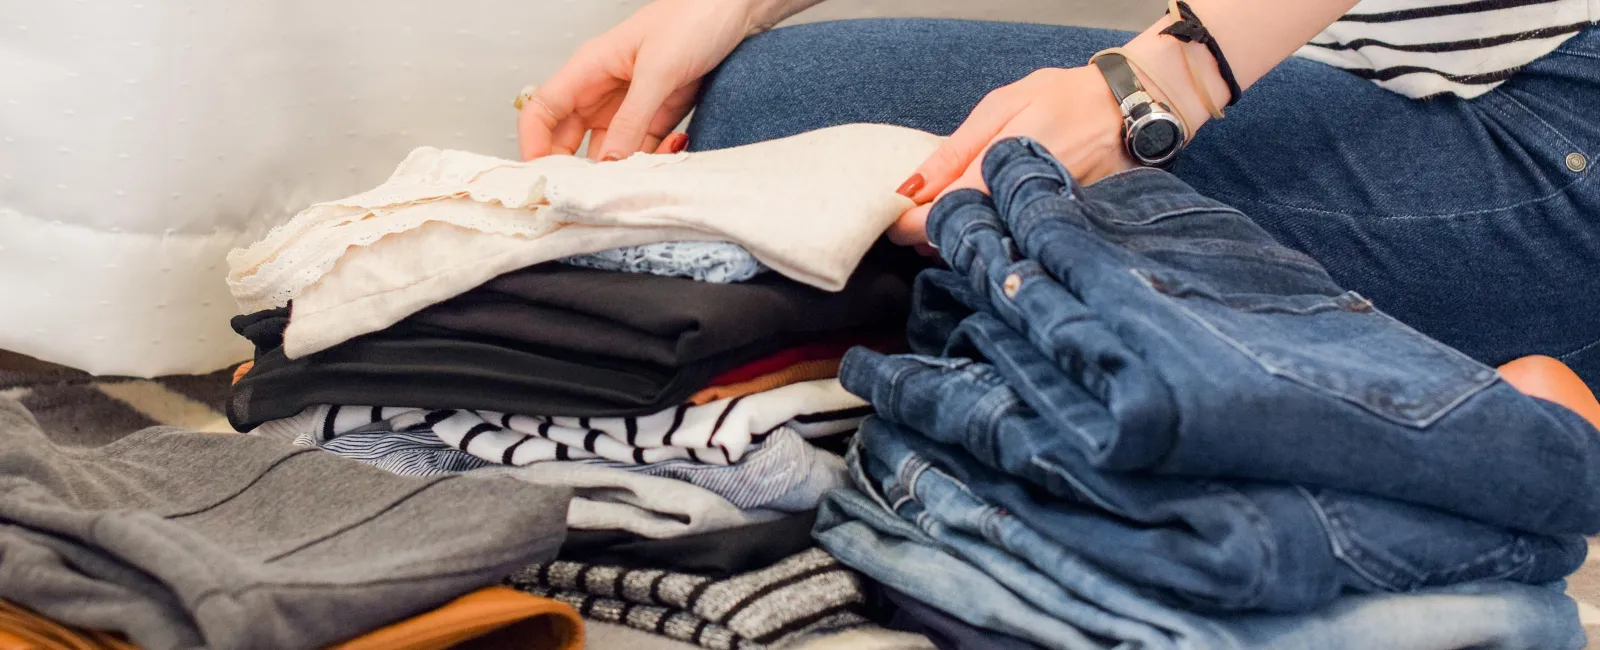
left=0, top=0, right=1149, bottom=376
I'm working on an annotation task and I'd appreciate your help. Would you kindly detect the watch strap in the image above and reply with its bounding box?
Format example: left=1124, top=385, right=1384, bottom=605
left=1092, top=52, right=1142, bottom=108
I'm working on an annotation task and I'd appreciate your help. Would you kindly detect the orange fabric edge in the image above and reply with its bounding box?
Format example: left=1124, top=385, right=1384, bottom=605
left=688, top=357, right=843, bottom=406
left=231, top=361, right=254, bottom=386
left=327, top=587, right=583, bottom=650
left=0, top=600, right=137, bottom=650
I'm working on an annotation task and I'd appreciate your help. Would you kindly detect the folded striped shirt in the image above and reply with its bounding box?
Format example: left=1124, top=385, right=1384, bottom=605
left=506, top=548, right=871, bottom=650
left=258, top=378, right=868, bottom=467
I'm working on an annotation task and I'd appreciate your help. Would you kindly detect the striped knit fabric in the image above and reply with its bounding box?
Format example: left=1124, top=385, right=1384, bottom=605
left=505, top=549, right=870, bottom=649
left=254, top=378, right=867, bottom=468
left=1296, top=0, right=1599, bottom=97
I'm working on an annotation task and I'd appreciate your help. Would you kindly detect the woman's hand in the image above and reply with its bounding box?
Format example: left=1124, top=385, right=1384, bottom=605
left=888, top=66, right=1139, bottom=249
left=517, top=0, right=761, bottom=162
left=889, top=0, right=1357, bottom=250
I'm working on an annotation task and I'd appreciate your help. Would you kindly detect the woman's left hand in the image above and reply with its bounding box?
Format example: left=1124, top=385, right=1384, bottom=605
left=888, top=66, right=1140, bottom=249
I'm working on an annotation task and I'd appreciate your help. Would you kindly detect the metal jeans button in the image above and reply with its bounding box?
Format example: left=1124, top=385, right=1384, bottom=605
left=1567, top=152, right=1588, bottom=173
left=1002, top=273, right=1022, bottom=298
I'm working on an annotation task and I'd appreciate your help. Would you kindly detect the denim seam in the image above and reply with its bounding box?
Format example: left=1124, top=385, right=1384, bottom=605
left=1300, top=486, right=1535, bottom=590
left=1550, top=48, right=1600, bottom=62
left=1087, top=166, right=1178, bottom=187
left=1122, top=237, right=1327, bottom=272
left=918, top=462, right=1011, bottom=543
left=902, top=456, right=932, bottom=495
left=965, top=315, right=1114, bottom=457
left=947, top=213, right=1001, bottom=272
left=1430, top=539, right=1533, bottom=585
left=1025, top=455, right=1276, bottom=609
left=1032, top=322, right=1120, bottom=456
left=1152, top=274, right=1498, bottom=428
left=876, top=361, right=922, bottom=424
left=855, top=453, right=902, bottom=516
left=1200, top=168, right=1591, bottom=222
left=1300, top=487, right=1405, bottom=591
left=1102, top=204, right=1250, bottom=228
left=1199, top=481, right=1278, bottom=610
left=999, top=168, right=1076, bottom=218
left=1557, top=334, right=1600, bottom=363
left=1482, top=89, right=1584, bottom=156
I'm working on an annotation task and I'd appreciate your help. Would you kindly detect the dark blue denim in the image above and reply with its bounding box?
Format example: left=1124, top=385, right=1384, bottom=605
left=844, top=365, right=1583, bottom=613
left=689, top=20, right=1600, bottom=390
left=839, top=137, right=1600, bottom=536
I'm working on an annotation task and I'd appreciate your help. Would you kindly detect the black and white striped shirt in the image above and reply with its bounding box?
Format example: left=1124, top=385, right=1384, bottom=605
left=1296, top=0, right=1599, bottom=97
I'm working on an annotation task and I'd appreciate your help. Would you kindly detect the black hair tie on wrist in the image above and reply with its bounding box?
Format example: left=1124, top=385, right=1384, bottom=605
left=1160, top=0, right=1242, bottom=107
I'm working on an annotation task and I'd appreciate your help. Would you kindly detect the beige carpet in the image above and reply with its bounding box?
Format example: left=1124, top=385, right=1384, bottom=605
left=1, top=349, right=1594, bottom=645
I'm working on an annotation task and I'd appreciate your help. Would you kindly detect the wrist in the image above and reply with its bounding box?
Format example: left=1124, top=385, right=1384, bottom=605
left=742, top=0, right=823, bottom=34
left=1121, top=17, right=1229, bottom=135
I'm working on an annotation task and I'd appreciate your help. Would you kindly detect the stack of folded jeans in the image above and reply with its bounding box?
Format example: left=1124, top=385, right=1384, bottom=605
left=816, top=138, right=1600, bottom=649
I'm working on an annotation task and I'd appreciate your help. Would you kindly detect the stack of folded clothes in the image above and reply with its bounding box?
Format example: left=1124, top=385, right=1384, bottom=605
left=817, top=139, right=1600, bottom=650
left=0, top=394, right=585, bottom=650
left=222, top=124, right=943, bottom=648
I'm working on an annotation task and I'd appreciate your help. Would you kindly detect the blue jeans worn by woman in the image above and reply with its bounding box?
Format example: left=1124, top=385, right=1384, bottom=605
left=685, top=20, right=1600, bottom=391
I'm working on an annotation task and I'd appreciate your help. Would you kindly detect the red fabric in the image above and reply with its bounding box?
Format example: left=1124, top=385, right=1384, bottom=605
left=709, top=333, right=902, bottom=387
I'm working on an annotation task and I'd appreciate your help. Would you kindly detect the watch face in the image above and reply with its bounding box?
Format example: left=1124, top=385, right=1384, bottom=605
left=1132, top=119, right=1182, bottom=161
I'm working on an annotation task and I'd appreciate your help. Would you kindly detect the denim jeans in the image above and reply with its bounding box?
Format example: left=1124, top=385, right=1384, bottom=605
left=813, top=446, right=1585, bottom=650
left=837, top=137, right=1600, bottom=536
left=686, top=20, right=1600, bottom=391
left=851, top=413, right=1582, bottom=613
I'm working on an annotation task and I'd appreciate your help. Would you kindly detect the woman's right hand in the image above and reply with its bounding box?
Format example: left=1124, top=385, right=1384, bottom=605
left=517, top=0, right=762, bottom=162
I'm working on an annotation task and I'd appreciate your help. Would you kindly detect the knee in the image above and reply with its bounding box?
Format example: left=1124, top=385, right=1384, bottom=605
left=690, top=21, right=876, bottom=150
left=1499, top=355, right=1600, bottom=429
left=689, top=19, right=991, bottom=150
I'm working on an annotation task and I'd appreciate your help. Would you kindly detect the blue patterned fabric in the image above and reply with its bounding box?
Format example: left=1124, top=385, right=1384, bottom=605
left=294, top=422, right=846, bottom=512
left=561, top=241, right=767, bottom=283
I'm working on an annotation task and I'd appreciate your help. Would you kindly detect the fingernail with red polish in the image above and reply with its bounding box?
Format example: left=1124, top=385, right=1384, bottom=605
left=896, top=173, right=925, bottom=198
left=666, top=133, right=689, bottom=153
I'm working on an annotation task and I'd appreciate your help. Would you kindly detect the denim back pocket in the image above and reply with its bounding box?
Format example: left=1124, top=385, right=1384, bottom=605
left=1303, top=486, right=1581, bottom=592
left=1137, top=269, right=1498, bottom=428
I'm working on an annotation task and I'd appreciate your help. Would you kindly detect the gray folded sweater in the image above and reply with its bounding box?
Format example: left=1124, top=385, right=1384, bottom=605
left=0, top=396, right=572, bottom=650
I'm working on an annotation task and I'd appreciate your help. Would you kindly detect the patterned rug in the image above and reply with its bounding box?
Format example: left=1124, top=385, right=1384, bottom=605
left=1, top=349, right=1595, bottom=645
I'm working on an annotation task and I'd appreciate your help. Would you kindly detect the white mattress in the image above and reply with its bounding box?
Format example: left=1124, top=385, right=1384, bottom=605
left=0, top=0, right=1156, bottom=377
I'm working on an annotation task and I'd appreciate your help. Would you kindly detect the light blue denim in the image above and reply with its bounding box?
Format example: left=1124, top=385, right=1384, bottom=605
left=813, top=448, right=1586, bottom=650
left=838, top=137, right=1600, bottom=537
left=688, top=20, right=1600, bottom=389
left=589, top=425, right=847, bottom=512
left=561, top=241, right=768, bottom=283
left=850, top=412, right=1582, bottom=613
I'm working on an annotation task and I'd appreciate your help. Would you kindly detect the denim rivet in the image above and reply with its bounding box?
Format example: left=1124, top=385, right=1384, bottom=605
left=1347, top=297, right=1373, bottom=313
left=1566, top=152, right=1588, bottom=173
left=1002, top=273, right=1022, bottom=298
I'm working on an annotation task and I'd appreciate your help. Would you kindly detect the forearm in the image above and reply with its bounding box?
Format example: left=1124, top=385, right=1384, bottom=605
left=1123, top=0, right=1359, bottom=132
left=744, top=0, right=828, bottom=33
